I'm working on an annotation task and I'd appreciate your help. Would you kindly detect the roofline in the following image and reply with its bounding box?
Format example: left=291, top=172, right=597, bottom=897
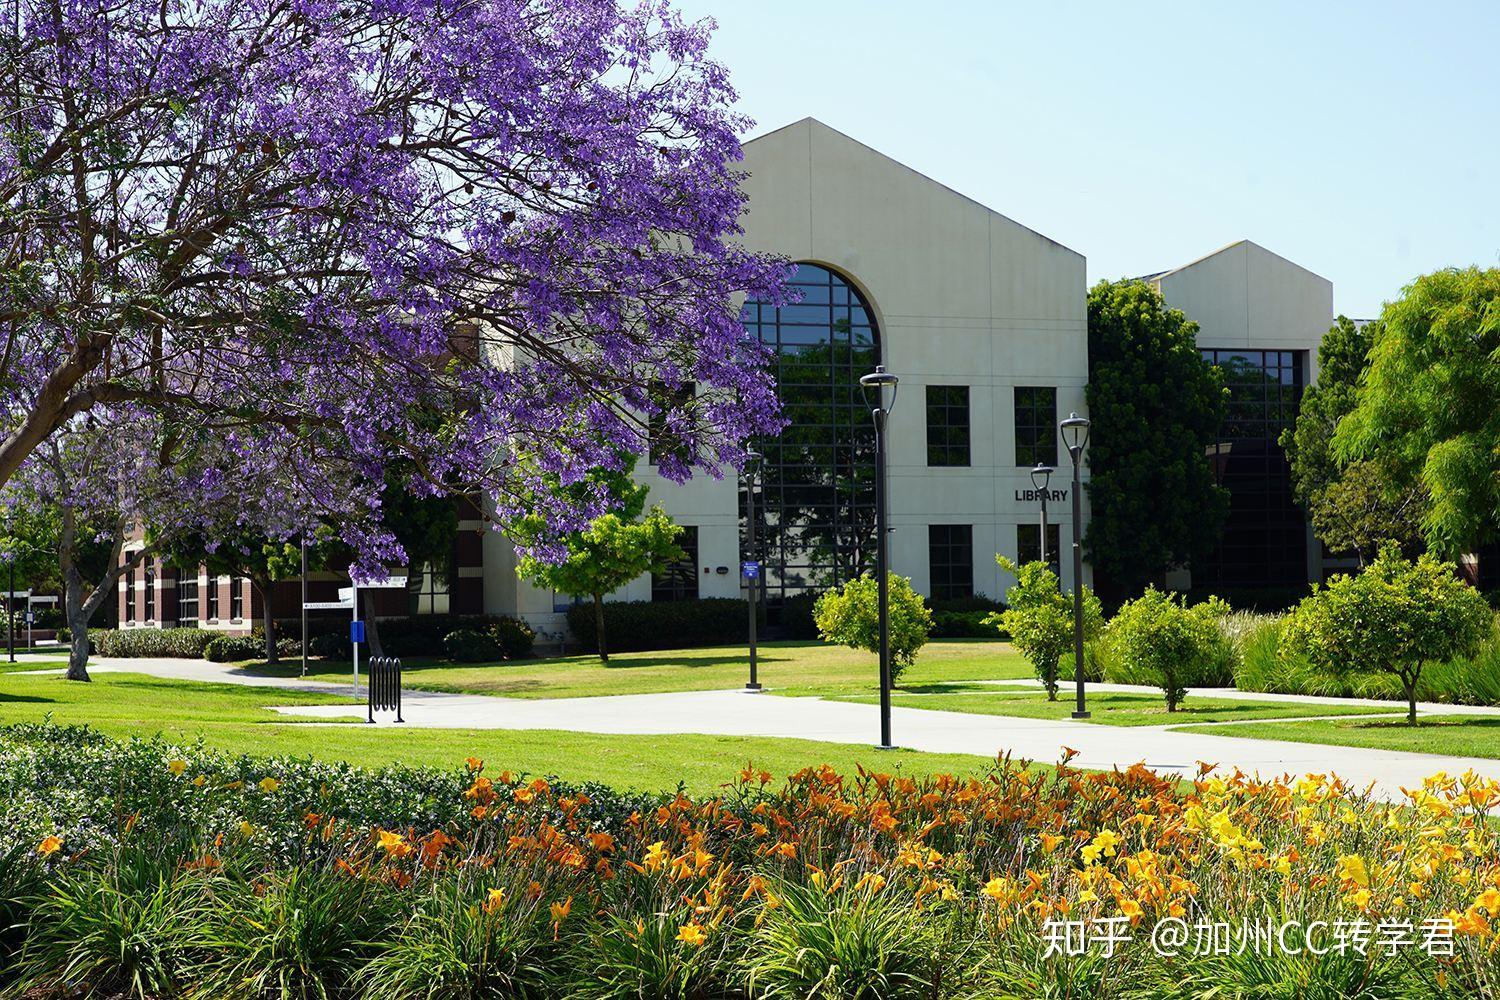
left=743, top=117, right=1084, bottom=261
left=1147, top=239, right=1331, bottom=285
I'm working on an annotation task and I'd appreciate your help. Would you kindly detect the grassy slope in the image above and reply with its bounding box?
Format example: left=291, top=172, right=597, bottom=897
left=1174, top=715, right=1500, bottom=760
left=0, top=672, right=994, bottom=793
left=244, top=639, right=1033, bottom=699
left=826, top=689, right=1405, bottom=727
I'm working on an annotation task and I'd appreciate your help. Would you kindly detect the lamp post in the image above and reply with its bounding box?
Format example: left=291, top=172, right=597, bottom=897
left=1030, top=463, right=1054, bottom=567
left=859, top=365, right=900, bottom=750
left=1060, top=412, right=1092, bottom=720
left=300, top=534, right=309, bottom=677
left=743, top=450, right=763, bottom=692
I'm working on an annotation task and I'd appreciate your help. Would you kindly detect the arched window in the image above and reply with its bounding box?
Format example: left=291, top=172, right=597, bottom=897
left=740, top=263, right=881, bottom=604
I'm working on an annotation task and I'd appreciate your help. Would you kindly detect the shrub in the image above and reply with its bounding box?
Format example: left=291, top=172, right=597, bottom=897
left=813, top=575, right=933, bottom=684
left=929, top=609, right=1000, bottom=639
left=204, top=633, right=265, bottom=663
left=93, top=627, right=217, bottom=659
left=565, top=599, right=746, bottom=655
left=443, top=628, right=504, bottom=663
left=1106, top=588, right=1232, bottom=711
left=993, top=557, right=1102, bottom=700
left=746, top=879, right=940, bottom=999
left=1282, top=544, right=1493, bottom=724
left=775, top=592, right=821, bottom=640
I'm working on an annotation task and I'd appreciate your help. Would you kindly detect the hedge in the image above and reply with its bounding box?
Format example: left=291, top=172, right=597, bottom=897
left=565, top=598, right=748, bottom=654
left=71, top=627, right=218, bottom=659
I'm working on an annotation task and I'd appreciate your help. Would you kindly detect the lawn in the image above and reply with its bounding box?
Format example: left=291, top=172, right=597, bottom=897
left=0, top=671, right=996, bottom=793
left=826, top=688, right=1406, bottom=727
left=244, top=639, right=1031, bottom=700
left=1175, top=714, right=1500, bottom=759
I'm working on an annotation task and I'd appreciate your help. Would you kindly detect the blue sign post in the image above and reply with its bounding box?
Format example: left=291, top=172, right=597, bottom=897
left=740, top=561, right=760, bottom=580
left=350, top=620, right=366, bottom=644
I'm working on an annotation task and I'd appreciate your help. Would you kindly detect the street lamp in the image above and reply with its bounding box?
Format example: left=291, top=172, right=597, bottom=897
left=1060, top=412, right=1091, bottom=720
left=1030, top=463, right=1054, bottom=567
left=743, top=450, right=763, bottom=692
left=859, top=364, right=900, bottom=750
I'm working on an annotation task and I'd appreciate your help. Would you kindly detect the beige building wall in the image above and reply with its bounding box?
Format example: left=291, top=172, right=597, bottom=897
left=634, top=118, right=1092, bottom=610
left=1147, top=240, right=1333, bottom=587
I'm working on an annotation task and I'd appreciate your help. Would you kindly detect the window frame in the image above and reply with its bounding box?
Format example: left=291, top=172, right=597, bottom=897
left=927, top=524, right=975, bottom=601
left=925, top=384, right=971, bottom=467
left=651, top=525, right=700, bottom=602
left=1014, top=386, right=1058, bottom=467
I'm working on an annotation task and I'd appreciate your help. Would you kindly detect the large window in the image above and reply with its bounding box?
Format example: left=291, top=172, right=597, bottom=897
left=1017, top=523, right=1062, bottom=578
left=651, top=526, right=699, bottom=601
left=928, top=525, right=974, bottom=600
left=230, top=578, right=244, bottom=621
left=178, top=577, right=199, bottom=627
left=206, top=576, right=219, bottom=621
left=408, top=561, right=452, bottom=615
left=1200, top=349, right=1308, bottom=590
left=740, top=263, right=880, bottom=604
left=143, top=568, right=155, bottom=623
left=125, top=569, right=135, bottom=623
left=1014, top=387, right=1057, bottom=467
left=926, top=385, right=970, bottom=467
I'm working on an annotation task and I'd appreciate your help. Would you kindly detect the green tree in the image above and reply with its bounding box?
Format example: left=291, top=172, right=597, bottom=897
left=163, top=529, right=302, bottom=663
left=515, top=462, right=684, bottom=664
left=1334, top=268, right=1500, bottom=558
left=1281, top=544, right=1492, bottom=724
left=1084, top=280, right=1229, bottom=597
left=812, top=573, right=933, bottom=685
left=1282, top=316, right=1425, bottom=562
left=1106, top=589, right=1229, bottom=712
left=992, top=557, right=1102, bottom=700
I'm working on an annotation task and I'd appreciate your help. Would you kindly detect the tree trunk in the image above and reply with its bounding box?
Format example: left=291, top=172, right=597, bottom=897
left=256, top=577, right=278, bottom=663
left=361, top=588, right=385, bottom=658
left=593, top=593, right=608, bottom=664
left=1404, top=673, right=1418, bottom=726
left=63, top=576, right=92, bottom=682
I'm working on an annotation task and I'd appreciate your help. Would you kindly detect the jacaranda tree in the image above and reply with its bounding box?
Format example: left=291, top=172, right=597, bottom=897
left=0, top=0, right=786, bottom=575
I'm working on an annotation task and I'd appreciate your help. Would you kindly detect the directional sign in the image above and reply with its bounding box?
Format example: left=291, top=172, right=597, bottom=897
left=303, top=600, right=354, bottom=611
left=740, top=561, right=760, bottom=579
left=352, top=576, right=408, bottom=589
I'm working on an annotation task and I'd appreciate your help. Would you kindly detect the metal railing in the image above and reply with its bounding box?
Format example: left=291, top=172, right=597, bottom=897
left=367, top=656, right=404, bottom=724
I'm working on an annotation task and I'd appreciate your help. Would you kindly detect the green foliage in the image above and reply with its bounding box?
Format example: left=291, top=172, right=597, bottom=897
left=1083, top=279, right=1229, bottom=595
left=1106, top=589, right=1232, bottom=711
left=575, top=909, right=735, bottom=1000
left=517, top=470, right=685, bottom=663
left=992, top=557, right=1102, bottom=700
left=1282, top=316, right=1427, bottom=561
left=13, top=842, right=201, bottom=1000
left=205, top=633, right=301, bottom=663
left=93, top=627, right=217, bottom=659
left=812, top=574, right=933, bottom=684
left=745, top=880, right=940, bottom=999
left=1281, top=544, right=1493, bottom=723
left=564, top=598, right=747, bottom=655
left=360, top=877, right=557, bottom=999
left=1335, top=267, right=1500, bottom=557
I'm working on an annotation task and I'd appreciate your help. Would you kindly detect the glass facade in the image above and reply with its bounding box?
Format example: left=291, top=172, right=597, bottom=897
left=652, top=525, right=700, bottom=601
left=928, top=525, right=974, bottom=600
left=740, top=263, right=879, bottom=604
left=1200, top=349, right=1308, bottom=590
left=1014, top=387, right=1058, bottom=467
left=926, top=385, right=970, bottom=466
left=1017, top=523, right=1062, bottom=578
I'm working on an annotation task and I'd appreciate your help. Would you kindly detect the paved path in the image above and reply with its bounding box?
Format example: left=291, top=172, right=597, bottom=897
left=29, top=657, right=1500, bottom=799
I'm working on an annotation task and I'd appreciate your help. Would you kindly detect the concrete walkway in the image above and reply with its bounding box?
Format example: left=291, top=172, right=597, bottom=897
left=29, top=657, right=1500, bottom=799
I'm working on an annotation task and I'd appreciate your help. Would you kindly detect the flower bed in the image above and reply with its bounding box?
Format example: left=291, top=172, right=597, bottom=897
left=1, top=723, right=1498, bottom=997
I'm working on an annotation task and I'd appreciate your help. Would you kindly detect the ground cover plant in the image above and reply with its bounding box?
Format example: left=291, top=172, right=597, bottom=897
left=2, top=725, right=1500, bottom=997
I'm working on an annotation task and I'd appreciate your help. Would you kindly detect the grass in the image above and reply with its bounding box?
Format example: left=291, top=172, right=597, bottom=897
left=242, top=639, right=1032, bottom=700
left=0, top=671, right=996, bottom=793
left=825, top=689, right=1406, bottom=727
left=1175, top=714, right=1500, bottom=759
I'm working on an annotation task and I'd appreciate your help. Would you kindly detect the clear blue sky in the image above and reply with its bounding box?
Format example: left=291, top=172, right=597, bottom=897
left=677, top=1, right=1500, bottom=318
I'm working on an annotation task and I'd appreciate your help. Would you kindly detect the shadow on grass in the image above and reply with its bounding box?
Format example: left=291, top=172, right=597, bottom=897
left=1343, top=717, right=1500, bottom=731
left=0, top=692, right=54, bottom=704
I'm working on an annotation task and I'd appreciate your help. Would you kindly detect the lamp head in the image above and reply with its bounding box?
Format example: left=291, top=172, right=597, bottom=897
left=1030, top=463, right=1054, bottom=492
left=1060, top=412, right=1091, bottom=459
left=858, top=365, right=900, bottom=414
